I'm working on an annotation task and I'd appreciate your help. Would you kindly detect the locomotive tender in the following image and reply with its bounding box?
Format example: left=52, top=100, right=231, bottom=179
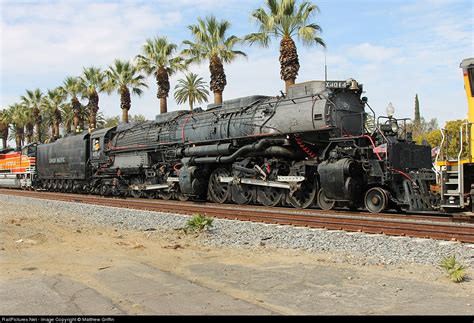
left=24, top=78, right=437, bottom=213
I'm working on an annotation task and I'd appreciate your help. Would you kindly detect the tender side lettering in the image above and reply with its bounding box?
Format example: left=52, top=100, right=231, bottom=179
left=49, top=157, right=66, bottom=164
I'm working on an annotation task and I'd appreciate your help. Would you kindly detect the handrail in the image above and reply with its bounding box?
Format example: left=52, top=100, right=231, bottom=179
left=435, top=128, right=445, bottom=165
left=458, top=124, right=464, bottom=163
left=458, top=122, right=471, bottom=162
left=466, top=122, right=472, bottom=162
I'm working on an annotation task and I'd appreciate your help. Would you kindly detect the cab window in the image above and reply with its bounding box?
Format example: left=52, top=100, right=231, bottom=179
left=27, top=145, right=36, bottom=156
left=468, top=67, right=474, bottom=97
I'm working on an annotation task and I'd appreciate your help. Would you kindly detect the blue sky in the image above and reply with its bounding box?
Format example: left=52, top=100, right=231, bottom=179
left=1, top=0, right=473, bottom=126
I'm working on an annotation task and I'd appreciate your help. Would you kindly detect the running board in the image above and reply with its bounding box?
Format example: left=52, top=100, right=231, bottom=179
left=130, top=177, right=179, bottom=191
left=218, top=176, right=305, bottom=190
left=130, top=184, right=170, bottom=191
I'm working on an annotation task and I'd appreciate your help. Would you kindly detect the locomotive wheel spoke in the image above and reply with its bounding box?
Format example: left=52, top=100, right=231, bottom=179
left=231, top=184, right=256, bottom=205
left=130, top=190, right=142, bottom=199
left=130, top=178, right=143, bottom=198
left=208, top=168, right=231, bottom=204
left=257, top=187, right=284, bottom=207
left=144, top=191, right=156, bottom=199
left=177, top=193, right=189, bottom=201
left=158, top=190, right=173, bottom=200
left=288, top=178, right=317, bottom=209
left=365, top=187, right=388, bottom=214
left=100, top=185, right=109, bottom=196
left=317, top=189, right=335, bottom=210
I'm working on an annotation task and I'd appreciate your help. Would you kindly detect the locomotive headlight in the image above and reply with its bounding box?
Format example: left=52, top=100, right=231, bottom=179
left=390, top=119, right=399, bottom=133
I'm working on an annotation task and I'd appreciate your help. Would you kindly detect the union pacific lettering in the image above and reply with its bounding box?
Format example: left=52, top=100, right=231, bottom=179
left=48, top=157, right=66, bottom=164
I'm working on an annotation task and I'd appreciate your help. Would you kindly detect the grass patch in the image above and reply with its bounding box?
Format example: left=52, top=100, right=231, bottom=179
left=439, top=255, right=467, bottom=283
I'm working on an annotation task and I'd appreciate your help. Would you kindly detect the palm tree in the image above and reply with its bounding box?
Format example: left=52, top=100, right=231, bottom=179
left=20, top=89, right=43, bottom=142
left=104, top=59, right=148, bottom=123
left=24, top=107, right=35, bottom=144
left=62, top=77, right=84, bottom=133
left=8, top=103, right=28, bottom=148
left=136, top=37, right=186, bottom=114
left=245, top=0, right=325, bottom=92
left=0, top=109, right=11, bottom=149
left=81, top=67, right=106, bottom=130
left=174, top=73, right=209, bottom=111
left=182, top=15, right=246, bottom=104
left=42, top=88, right=65, bottom=140
left=60, top=103, right=74, bottom=134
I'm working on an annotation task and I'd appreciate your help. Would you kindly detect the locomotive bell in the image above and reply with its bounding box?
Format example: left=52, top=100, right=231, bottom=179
left=347, top=79, right=360, bottom=91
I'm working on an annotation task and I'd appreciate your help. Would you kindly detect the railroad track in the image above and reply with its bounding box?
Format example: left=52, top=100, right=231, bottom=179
left=1, top=188, right=474, bottom=243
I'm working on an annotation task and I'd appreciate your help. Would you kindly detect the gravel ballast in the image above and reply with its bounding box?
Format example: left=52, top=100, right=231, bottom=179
left=1, top=194, right=473, bottom=267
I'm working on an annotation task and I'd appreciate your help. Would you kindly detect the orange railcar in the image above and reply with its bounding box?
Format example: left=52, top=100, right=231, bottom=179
left=0, top=145, right=36, bottom=188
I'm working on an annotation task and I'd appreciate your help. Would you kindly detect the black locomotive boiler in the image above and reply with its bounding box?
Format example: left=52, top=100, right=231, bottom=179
left=34, top=79, right=437, bottom=213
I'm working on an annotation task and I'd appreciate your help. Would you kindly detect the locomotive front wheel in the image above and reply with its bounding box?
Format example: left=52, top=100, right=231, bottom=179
left=317, top=189, right=335, bottom=210
left=364, top=187, right=388, bottom=214
left=208, top=168, right=231, bottom=204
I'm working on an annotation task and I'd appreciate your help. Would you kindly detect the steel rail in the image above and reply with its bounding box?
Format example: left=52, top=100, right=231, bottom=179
left=1, top=189, right=474, bottom=243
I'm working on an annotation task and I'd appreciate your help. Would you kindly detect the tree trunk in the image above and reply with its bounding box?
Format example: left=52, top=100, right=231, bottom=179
left=54, top=123, right=59, bottom=138
left=209, top=54, right=226, bottom=105
left=160, top=97, right=167, bottom=114
left=72, top=97, right=81, bottom=133
left=33, top=107, right=42, bottom=143
left=121, top=109, right=129, bottom=124
left=25, top=124, right=34, bottom=144
left=15, top=128, right=23, bottom=149
left=73, top=115, right=80, bottom=132
left=54, top=108, right=62, bottom=138
left=88, top=91, right=99, bottom=130
left=35, top=123, right=41, bottom=143
left=280, top=36, right=300, bottom=93
left=214, top=92, right=223, bottom=105
left=120, top=86, right=131, bottom=123
left=285, top=79, right=296, bottom=92
left=157, top=67, right=169, bottom=114
left=189, top=101, right=193, bottom=112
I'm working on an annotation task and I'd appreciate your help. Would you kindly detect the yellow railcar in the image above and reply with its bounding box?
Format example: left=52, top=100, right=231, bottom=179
left=436, top=58, right=474, bottom=211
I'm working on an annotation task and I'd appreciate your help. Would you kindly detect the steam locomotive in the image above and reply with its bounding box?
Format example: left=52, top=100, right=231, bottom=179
left=2, top=79, right=438, bottom=213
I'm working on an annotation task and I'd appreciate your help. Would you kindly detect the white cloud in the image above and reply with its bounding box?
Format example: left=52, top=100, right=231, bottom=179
left=0, top=2, right=182, bottom=79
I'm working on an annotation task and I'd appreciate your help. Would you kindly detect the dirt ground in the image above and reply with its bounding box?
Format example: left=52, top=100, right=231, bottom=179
left=0, top=207, right=473, bottom=315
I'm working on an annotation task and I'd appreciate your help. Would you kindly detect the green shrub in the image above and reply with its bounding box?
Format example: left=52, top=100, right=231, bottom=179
left=439, top=255, right=467, bottom=283
left=184, top=214, right=214, bottom=233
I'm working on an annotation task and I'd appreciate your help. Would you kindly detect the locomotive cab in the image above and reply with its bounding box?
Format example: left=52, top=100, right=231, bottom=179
left=90, top=127, right=116, bottom=165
